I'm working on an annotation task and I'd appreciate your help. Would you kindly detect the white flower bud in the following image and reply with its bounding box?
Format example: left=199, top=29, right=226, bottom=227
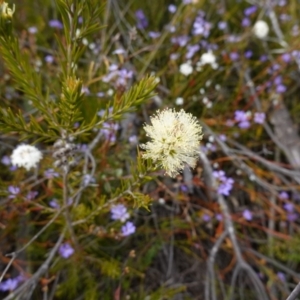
left=253, top=20, right=269, bottom=39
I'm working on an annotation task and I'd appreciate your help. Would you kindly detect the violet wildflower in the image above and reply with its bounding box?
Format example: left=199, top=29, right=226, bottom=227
left=128, top=135, right=138, bottom=145
left=242, top=18, right=251, bottom=27
left=45, top=55, right=54, bottom=63
left=148, top=31, right=161, bottom=39
left=25, top=191, right=38, bottom=201
left=277, top=272, right=286, bottom=282
left=83, top=174, right=95, bottom=186
left=0, top=276, right=23, bottom=292
left=168, top=4, right=177, bottom=13
left=44, top=168, right=60, bottom=179
left=121, top=221, right=136, bottom=236
left=135, top=9, right=148, bottom=29
left=1, top=155, right=11, bottom=166
left=244, top=6, right=257, bottom=16
left=287, top=213, right=298, bottom=222
left=48, top=19, right=63, bottom=29
left=192, top=12, right=211, bottom=37
left=213, top=170, right=234, bottom=196
left=276, top=84, right=286, bottom=94
left=49, top=199, right=60, bottom=209
left=243, top=209, right=253, bottom=221
left=218, top=21, right=227, bottom=30
left=279, top=191, right=289, bottom=199
left=202, top=214, right=211, bottom=222
left=244, top=50, right=253, bottom=58
left=234, top=110, right=251, bottom=128
left=281, top=53, right=291, bottom=63
left=8, top=186, right=20, bottom=199
left=229, top=52, right=239, bottom=61
left=59, top=243, right=74, bottom=259
left=100, top=122, right=119, bottom=143
left=254, top=112, right=265, bottom=124
left=111, top=204, right=130, bottom=223
left=171, top=35, right=189, bottom=47
left=186, top=44, right=200, bottom=59
left=28, top=26, right=37, bottom=34
left=283, top=202, right=294, bottom=213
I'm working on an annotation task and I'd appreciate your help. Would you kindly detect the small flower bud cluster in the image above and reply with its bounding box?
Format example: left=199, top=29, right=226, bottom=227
left=53, top=135, right=77, bottom=172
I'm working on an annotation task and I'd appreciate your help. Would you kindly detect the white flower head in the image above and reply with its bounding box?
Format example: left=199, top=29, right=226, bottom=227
left=200, top=51, right=218, bottom=68
left=179, top=61, right=193, bottom=76
left=11, top=144, right=43, bottom=171
left=140, top=109, right=203, bottom=177
left=253, top=20, right=269, bottom=39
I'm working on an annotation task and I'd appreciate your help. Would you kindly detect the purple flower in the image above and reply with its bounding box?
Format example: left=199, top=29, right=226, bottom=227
left=45, top=55, right=54, bottom=63
left=217, top=178, right=234, bottom=196
left=254, top=112, right=266, bottom=124
left=218, top=21, right=227, bottom=30
left=213, top=171, right=234, bottom=196
left=59, top=243, right=74, bottom=259
left=244, top=6, right=257, bottom=16
left=0, top=276, right=22, bottom=292
left=111, top=204, right=129, bottom=222
left=148, top=31, right=161, bottom=39
left=8, top=186, right=20, bottom=199
left=260, top=55, right=268, bottom=62
left=49, top=199, right=60, bottom=209
left=283, top=203, right=294, bottom=213
left=28, top=26, right=38, bottom=34
left=279, top=191, right=289, bottom=199
left=192, top=13, right=211, bottom=37
left=49, top=20, right=63, bottom=29
left=100, top=122, right=119, bottom=143
left=281, top=53, right=291, bottom=63
left=121, top=221, right=136, bottom=236
left=234, top=110, right=248, bottom=123
left=215, top=213, right=223, bottom=221
left=186, top=44, right=200, bottom=59
left=274, top=76, right=282, bottom=85
left=25, top=191, right=38, bottom=201
left=83, top=174, right=95, bottom=186
left=135, top=9, right=148, bottom=29
left=202, top=214, right=211, bottom=222
left=230, top=52, right=239, bottom=61
left=277, top=272, right=286, bottom=282
left=219, top=134, right=227, bottom=141
left=276, top=84, right=286, bottom=94
left=171, top=35, right=189, bottom=47
left=244, top=50, right=253, bottom=58
left=44, top=169, right=60, bottom=179
left=128, top=135, right=138, bottom=144
left=243, top=209, right=253, bottom=221
left=1, top=155, right=11, bottom=166
left=242, top=18, right=251, bottom=27
left=238, top=120, right=251, bottom=129
left=287, top=213, right=298, bottom=222
left=168, top=4, right=177, bottom=13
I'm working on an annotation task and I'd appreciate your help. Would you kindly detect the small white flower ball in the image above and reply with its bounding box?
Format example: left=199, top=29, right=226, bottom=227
left=11, top=144, right=43, bottom=171
left=179, top=62, right=193, bottom=76
left=253, top=20, right=269, bottom=39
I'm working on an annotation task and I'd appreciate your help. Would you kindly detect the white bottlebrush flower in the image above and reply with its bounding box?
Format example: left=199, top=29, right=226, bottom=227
left=253, top=20, right=269, bottom=39
left=140, top=109, right=203, bottom=177
left=11, top=144, right=43, bottom=171
left=179, top=61, right=193, bottom=76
